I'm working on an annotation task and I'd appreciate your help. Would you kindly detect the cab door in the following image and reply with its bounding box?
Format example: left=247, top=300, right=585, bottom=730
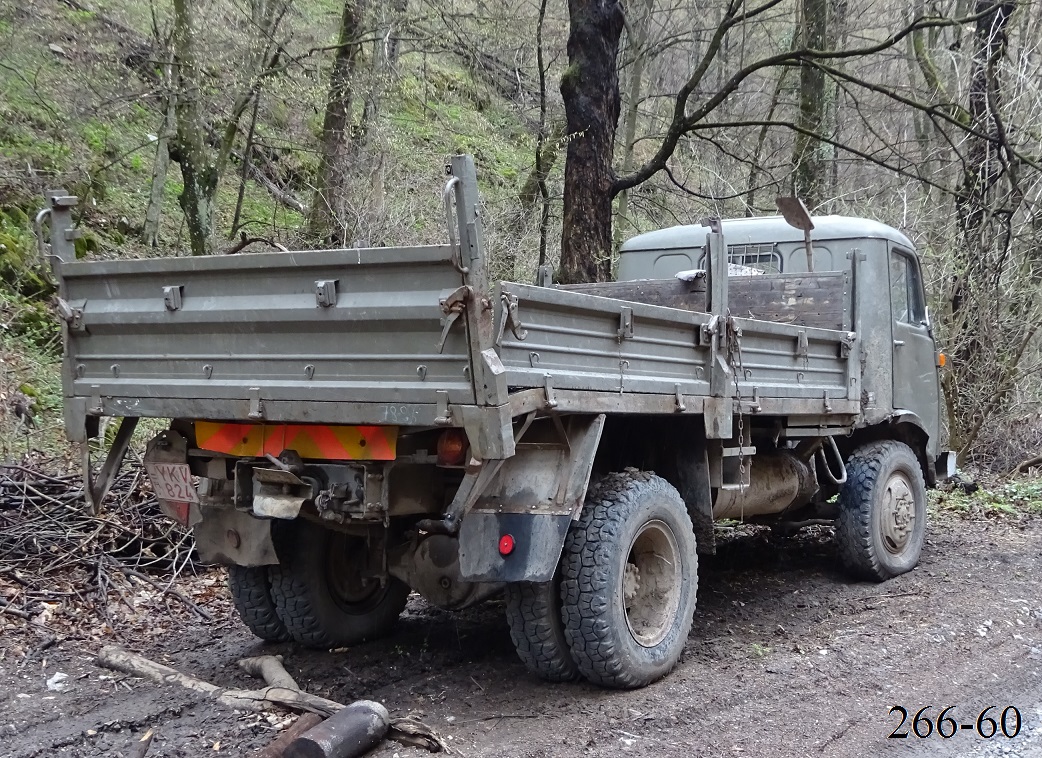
left=889, top=246, right=941, bottom=451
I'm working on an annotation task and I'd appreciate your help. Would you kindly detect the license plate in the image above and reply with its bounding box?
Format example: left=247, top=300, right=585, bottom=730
left=145, top=463, right=199, bottom=504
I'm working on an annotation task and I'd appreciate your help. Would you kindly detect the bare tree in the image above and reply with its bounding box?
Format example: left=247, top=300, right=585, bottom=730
left=308, top=0, right=369, bottom=243
left=170, top=0, right=289, bottom=255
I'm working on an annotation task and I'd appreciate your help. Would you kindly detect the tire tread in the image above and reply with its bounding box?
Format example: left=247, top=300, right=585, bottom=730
left=228, top=565, right=290, bottom=643
left=561, top=469, right=697, bottom=689
left=835, top=440, right=926, bottom=581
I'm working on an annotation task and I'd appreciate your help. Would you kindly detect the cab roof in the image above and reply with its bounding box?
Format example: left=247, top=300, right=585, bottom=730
left=620, top=215, right=915, bottom=252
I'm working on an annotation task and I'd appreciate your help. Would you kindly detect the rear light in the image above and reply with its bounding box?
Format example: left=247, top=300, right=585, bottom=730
left=436, top=429, right=468, bottom=466
left=499, top=534, right=515, bottom=556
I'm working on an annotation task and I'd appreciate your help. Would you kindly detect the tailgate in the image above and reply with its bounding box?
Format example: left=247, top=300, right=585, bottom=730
left=59, top=244, right=477, bottom=426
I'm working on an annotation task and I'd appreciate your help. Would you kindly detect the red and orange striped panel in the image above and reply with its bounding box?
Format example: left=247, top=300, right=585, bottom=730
left=195, top=421, right=397, bottom=460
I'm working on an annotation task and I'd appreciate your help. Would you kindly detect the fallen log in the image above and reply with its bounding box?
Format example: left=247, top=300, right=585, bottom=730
left=96, top=646, right=343, bottom=715
left=96, top=645, right=449, bottom=753
left=1011, top=453, right=1042, bottom=476
left=284, top=701, right=389, bottom=758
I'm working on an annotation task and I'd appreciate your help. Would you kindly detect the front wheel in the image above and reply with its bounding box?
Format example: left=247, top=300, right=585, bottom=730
left=834, top=440, right=927, bottom=581
left=561, top=470, right=697, bottom=689
left=269, top=520, right=410, bottom=648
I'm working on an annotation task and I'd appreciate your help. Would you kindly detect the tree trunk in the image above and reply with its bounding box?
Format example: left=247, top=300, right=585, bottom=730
left=142, top=58, right=177, bottom=247
left=172, top=0, right=217, bottom=255
left=309, top=0, right=367, bottom=243
left=613, top=0, right=654, bottom=254
left=559, top=0, right=625, bottom=284
left=791, top=0, right=829, bottom=210
left=945, top=0, right=1016, bottom=455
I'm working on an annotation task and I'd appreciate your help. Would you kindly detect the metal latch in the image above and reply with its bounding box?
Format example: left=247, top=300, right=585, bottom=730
left=163, top=285, right=183, bottom=312
left=496, top=292, right=528, bottom=345
left=315, top=279, right=338, bottom=307
left=839, top=332, right=856, bottom=358
left=437, top=285, right=471, bottom=353
left=674, top=384, right=686, bottom=412
left=618, top=306, right=633, bottom=340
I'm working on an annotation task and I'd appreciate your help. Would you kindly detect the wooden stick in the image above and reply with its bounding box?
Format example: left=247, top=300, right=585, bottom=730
left=105, top=559, right=213, bottom=621
left=130, top=727, right=156, bottom=758
left=96, top=646, right=344, bottom=715
left=239, top=655, right=300, bottom=691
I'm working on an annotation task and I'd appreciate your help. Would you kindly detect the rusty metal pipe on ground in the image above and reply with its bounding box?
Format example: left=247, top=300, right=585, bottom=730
left=284, top=701, right=390, bottom=758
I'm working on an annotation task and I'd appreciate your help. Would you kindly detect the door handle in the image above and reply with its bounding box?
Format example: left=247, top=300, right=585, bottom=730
left=893, top=340, right=906, bottom=347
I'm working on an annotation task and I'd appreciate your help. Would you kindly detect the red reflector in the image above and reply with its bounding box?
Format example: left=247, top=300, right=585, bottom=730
left=498, top=534, right=515, bottom=556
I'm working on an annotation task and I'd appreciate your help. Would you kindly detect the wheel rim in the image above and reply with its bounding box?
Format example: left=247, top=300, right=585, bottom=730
left=325, top=533, right=385, bottom=614
left=622, top=519, right=682, bottom=648
left=879, top=471, right=916, bottom=555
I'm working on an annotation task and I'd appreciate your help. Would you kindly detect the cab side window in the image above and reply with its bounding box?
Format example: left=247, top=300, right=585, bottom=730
left=890, top=250, right=925, bottom=325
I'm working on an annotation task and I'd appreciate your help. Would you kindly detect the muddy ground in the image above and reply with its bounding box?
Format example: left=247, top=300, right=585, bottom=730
left=2, top=511, right=1040, bottom=758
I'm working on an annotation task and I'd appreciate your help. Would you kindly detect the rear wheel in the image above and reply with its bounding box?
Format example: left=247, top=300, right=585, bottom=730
left=228, top=565, right=290, bottom=642
left=269, top=520, right=410, bottom=648
left=561, top=470, right=697, bottom=689
left=505, top=576, right=580, bottom=682
left=834, top=440, right=927, bottom=581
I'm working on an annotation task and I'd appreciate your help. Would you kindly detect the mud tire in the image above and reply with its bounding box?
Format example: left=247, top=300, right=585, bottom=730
left=269, top=520, right=410, bottom=648
left=228, top=565, right=290, bottom=642
left=561, top=470, right=697, bottom=689
left=835, top=440, right=927, bottom=581
left=505, top=577, right=580, bottom=682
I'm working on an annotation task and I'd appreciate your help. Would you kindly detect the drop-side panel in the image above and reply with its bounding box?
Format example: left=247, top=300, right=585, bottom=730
left=730, top=317, right=857, bottom=400
left=496, top=283, right=858, bottom=406
left=497, top=283, right=713, bottom=397
left=60, top=245, right=477, bottom=421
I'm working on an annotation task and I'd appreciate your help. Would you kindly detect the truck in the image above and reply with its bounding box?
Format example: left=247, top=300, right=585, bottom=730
left=38, top=155, right=953, bottom=690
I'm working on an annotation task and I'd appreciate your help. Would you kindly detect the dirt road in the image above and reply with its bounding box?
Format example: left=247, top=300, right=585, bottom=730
left=2, top=512, right=1039, bottom=758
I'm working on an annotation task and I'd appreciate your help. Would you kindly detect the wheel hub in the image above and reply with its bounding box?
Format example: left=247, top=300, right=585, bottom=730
left=880, top=472, right=916, bottom=554
left=326, top=534, right=383, bottom=611
left=622, top=520, right=682, bottom=648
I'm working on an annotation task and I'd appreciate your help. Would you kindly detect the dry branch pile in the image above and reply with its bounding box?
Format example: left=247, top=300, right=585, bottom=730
left=0, top=456, right=222, bottom=645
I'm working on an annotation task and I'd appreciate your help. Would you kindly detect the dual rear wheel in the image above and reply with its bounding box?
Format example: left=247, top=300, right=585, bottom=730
left=506, top=470, right=698, bottom=689
left=228, top=520, right=409, bottom=648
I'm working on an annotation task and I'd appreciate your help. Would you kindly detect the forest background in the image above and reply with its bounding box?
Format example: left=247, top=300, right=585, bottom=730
left=1, top=0, right=1042, bottom=479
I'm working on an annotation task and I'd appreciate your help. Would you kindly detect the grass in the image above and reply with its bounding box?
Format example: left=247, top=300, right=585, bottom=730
left=929, top=477, right=1042, bottom=519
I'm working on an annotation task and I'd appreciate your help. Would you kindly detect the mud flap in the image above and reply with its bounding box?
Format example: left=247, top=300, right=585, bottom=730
left=194, top=508, right=278, bottom=566
left=458, top=512, right=571, bottom=582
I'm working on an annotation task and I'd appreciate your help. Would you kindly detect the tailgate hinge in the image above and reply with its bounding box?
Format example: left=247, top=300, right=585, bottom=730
left=55, top=297, right=84, bottom=330
left=248, top=387, right=264, bottom=420
left=434, top=389, right=452, bottom=425
left=839, top=332, right=856, bottom=358
left=543, top=373, right=558, bottom=409
left=796, top=330, right=808, bottom=358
